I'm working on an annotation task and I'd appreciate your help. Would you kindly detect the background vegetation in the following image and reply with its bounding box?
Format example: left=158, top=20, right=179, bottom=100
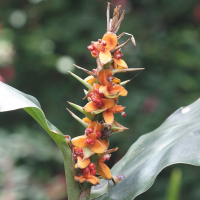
left=0, top=0, right=200, bottom=199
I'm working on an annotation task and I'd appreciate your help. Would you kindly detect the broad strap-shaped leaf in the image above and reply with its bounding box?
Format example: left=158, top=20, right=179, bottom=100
left=92, top=98, right=200, bottom=200
left=0, top=82, right=80, bottom=200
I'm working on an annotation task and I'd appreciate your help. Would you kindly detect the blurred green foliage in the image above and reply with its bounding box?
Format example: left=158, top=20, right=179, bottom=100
left=0, top=0, right=200, bottom=199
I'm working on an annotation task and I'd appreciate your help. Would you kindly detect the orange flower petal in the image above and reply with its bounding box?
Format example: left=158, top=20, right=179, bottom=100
left=99, top=50, right=112, bottom=65
left=84, top=75, right=96, bottom=85
left=109, top=84, right=128, bottom=97
left=102, top=32, right=118, bottom=51
left=82, top=117, right=91, bottom=124
left=103, top=110, right=114, bottom=125
left=119, top=88, right=128, bottom=96
left=91, top=83, right=101, bottom=92
left=101, top=98, right=115, bottom=110
left=102, top=85, right=120, bottom=98
left=90, top=139, right=106, bottom=153
left=88, top=121, right=97, bottom=130
left=76, top=156, right=90, bottom=169
left=71, top=136, right=88, bottom=148
left=112, top=77, right=121, bottom=84
left=84, top=101, right=99, bottom=113
left=102, top=139, right=109, bottom=148
left=98, top=162, right=112, bottom=180
left=107, top=105, right=125, bottom=114
left=87, top=175, right=100, bottom=185
left=74, top=175, right=82, bottom=182
left=88, top=121, right=102, bottom=133
left=99, top=85, right=106, bottom=94
left=94, top=121, right=102, bottom=133
left=79, top=177, right=86, bottom=183
left=99, top=69, right=112, bottom=85
left=113, top=58, right=128, bottom=69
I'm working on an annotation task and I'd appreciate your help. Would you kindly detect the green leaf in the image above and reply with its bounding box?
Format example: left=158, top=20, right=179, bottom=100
left=0, top=82, right=80, bottom=200
left=92, top=99, right=200, bottom=200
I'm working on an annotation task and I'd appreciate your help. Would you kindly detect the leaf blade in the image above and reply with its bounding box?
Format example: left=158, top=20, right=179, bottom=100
left=93, top=99, right=200, bottom=200
left=0, top=82, right=80, bottom=200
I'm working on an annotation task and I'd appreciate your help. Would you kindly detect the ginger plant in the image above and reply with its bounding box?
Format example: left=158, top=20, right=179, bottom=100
left=1, top=2, right=200, bottom=200
left=66, top=2, right=143, bottom=195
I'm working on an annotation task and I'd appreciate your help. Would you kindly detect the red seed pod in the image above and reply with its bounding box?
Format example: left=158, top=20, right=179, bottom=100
left=90, top=139, right=95, bottom=145
left=79, top=152, right=84, bottom=158
left=102, top=41, right=107, bottom=46
left=88, top=45, right=94, bottom=51
left=114, top=51, right=123, bottom=59
left=99, top=93, right=105, bottom=98
left=89, top=92, right=95, bottom=99
left=86, top=138, right=92, bottom=144
left=105, top=154, right=111, bottom=161
left=85, top=128, right=94, bottom=136
left=88, top=162, right=96, bottom=170
left=96, top=132, right=102, bottom=138
left=92, top=50, right=99, bottom=56
left=121, top=112, right=127, bottom=118
left=74, top=155, right=77, bottom=161
left=94, top=88, right=100, bottom=94
left=83, top=167, right=90, bottom=175
left=74, top=150, right=79, bottom=155
left=92, top=69, right=97, bottom=74
left=90, top=169, right=97, bottom=176
left=95, top=100, right=102, bottom=107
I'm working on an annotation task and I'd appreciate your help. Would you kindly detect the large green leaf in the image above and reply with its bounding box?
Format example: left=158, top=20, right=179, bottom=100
left=92, top=98, right=200, bottom=200
left=0, top=82, right=80, bottom=200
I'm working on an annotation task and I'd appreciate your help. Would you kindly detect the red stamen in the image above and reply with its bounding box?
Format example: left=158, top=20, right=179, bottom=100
left=98, top=39, right=102, bottom=43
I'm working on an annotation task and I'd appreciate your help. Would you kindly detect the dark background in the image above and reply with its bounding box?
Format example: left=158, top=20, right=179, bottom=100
left=0, top=0, right=200, bottom=199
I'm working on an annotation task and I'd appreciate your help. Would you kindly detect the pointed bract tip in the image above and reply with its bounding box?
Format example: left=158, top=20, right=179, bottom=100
left=64, top=135, right=71, bottom=143
left=112, top=175, right=125, bottom=184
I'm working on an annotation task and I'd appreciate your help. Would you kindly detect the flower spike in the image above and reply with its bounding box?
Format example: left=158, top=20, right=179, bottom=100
left=68, top=3, right=141, bottom=187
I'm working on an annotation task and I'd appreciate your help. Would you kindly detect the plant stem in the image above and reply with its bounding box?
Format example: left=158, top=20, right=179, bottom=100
left=61, top=142, right=81, bottom=200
